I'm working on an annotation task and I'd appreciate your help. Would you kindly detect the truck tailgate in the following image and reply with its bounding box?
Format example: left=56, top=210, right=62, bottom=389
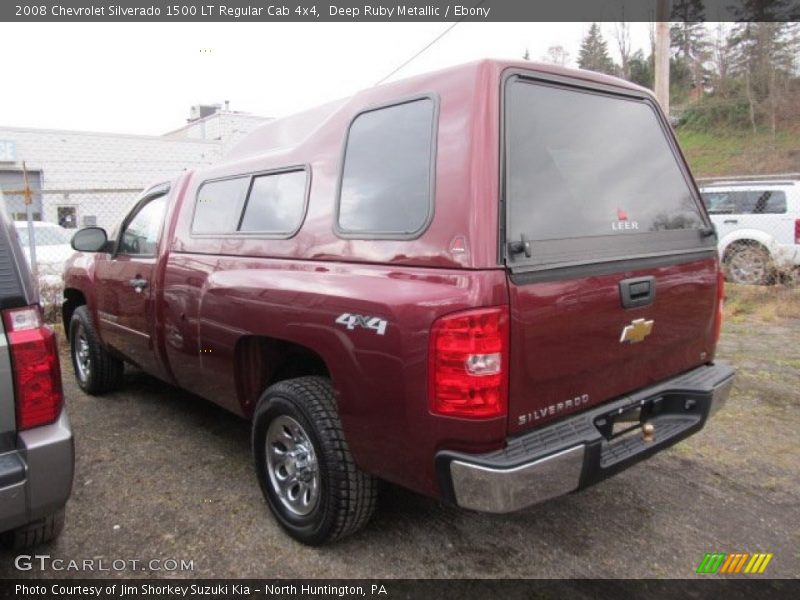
left=507, top=255, right=718, bottom=434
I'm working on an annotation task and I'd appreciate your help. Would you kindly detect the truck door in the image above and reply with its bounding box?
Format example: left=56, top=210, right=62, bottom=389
left=95, top=186, right=169, bottom=376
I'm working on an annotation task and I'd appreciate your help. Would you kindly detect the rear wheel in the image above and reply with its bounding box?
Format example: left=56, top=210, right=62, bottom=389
left=69, top=306, right=124, bottom=394
left=1, top=509, right=64, bottom=549
left=252, top=376, right=377, bottom=545
left=724, top=244, right=771, bottom=285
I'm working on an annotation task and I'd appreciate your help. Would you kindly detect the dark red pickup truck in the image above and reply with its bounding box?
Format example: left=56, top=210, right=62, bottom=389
left=64, top=59, right=734, bottom=545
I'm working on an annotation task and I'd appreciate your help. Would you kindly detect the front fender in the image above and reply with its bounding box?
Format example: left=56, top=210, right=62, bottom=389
left=63, top=252, right=100, bottom=321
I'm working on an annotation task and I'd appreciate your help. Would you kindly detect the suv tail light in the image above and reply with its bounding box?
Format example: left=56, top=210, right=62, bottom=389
left=712, top=269, right=725, bottom=346
left=2, top=306, right=63, bottom=431
left=795, top=219, right=799, bottom=244
left=428, top=306, right=509, bottom=419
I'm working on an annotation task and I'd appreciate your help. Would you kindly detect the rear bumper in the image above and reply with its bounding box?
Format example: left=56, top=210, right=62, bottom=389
left=0, top=411, right=74, bottom=533
left=436, top=362, right=734, bottom=513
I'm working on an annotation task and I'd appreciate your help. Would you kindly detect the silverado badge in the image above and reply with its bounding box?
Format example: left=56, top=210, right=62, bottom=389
left=620, top=318, right=654, bottom=344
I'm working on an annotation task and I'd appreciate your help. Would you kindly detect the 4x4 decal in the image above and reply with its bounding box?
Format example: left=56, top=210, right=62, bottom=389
left=335, top=313, right=388, bottom=336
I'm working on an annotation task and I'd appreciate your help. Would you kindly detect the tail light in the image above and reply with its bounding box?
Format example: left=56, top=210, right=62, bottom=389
left=428, top=306, right=509, bottom=419
left=2, top=306, right=63, bottom=431
left=712, top=269, right=725, bottom=346
left=795, top=219, right=799, bottom=244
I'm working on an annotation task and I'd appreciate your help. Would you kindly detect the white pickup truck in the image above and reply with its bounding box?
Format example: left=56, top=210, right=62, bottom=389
left=699, top=179, right=800, bottom=285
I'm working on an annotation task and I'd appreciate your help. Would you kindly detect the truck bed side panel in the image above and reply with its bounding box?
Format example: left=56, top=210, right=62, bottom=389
left=162, top=257, right=509, bottom=497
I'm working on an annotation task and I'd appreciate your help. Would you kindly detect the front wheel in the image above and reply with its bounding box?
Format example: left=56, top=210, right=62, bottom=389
left=252, top=377, right=377, bottom=545
left=69, top=306, right=124, bottom=395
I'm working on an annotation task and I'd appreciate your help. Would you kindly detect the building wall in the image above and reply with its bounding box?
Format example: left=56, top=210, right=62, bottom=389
left=163, top=112, right=270, bottom=155
left=0, top=126, right=224, bottom=230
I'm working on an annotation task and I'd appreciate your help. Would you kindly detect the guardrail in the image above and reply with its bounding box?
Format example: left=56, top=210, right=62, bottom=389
left=696, top=173, right=800, bottom=183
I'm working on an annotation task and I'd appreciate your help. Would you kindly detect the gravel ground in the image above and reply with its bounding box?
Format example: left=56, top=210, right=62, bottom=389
left=1, top=316, right=798, bottom=579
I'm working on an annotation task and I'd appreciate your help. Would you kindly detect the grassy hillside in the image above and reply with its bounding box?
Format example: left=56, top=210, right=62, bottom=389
left=675, top=127, right=800, bottom=179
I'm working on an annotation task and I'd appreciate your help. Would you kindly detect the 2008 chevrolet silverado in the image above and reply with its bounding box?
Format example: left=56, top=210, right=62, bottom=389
left=63, top=59, right=734, bottom=545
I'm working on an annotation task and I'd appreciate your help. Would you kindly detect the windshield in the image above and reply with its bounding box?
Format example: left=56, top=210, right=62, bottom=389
left=505, top=79, right=704, bottom=245
left=16, top=224, right=73, bottom=246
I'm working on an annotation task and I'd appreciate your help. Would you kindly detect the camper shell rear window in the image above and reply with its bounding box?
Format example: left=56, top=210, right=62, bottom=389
left=503, top=74, right=711, bottom=271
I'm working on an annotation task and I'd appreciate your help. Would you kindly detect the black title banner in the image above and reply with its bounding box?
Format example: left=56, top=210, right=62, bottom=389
left=4, top=0, right=800, bottom=22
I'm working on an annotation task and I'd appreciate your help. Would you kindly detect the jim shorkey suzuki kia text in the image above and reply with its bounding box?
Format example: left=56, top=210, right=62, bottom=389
left=63, top=59, right=734, bottom=545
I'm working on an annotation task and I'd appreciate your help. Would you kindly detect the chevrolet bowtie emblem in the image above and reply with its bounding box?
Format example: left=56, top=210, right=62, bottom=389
left=620, top=318, right=654, bottom=344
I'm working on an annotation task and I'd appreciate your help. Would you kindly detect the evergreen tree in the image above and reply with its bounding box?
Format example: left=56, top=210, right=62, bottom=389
left=628, top=49, right=654, bottom=89
left=577, top=23, right=617, bottom=75
left=731, top=0, right=797, bottom=20
left=670, top=0, right=711, bottom=95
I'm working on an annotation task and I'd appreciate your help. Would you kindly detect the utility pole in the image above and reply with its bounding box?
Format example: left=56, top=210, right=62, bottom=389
left=654, top=0, right=671, bottom=115
left=22, top=161, right=38, bottom=279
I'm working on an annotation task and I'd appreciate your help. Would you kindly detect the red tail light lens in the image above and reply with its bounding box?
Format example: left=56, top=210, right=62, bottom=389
left=3, top=307, right=63, bottom=431
left=795, top=219, right=799, bottom=244
left=428, top=306, right=509, bottom=419
left=712, top=269, right=725, bottom=346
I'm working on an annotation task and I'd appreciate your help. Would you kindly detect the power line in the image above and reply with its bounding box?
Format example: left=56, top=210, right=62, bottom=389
left=374, top=1, right=486, bottom=85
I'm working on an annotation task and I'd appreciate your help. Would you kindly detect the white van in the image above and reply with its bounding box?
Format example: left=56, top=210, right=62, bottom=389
left=699, top=179, right=799, bottom=284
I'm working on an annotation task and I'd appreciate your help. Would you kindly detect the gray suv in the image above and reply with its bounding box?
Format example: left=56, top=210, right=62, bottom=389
left=0, top=194, right=73, bottom=547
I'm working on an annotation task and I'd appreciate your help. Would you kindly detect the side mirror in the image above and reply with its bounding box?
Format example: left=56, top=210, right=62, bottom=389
left=71, top=227, right=111, bottom=253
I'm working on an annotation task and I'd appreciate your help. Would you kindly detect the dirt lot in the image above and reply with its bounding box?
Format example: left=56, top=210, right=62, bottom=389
left=2, top=291, right=798, bottom=579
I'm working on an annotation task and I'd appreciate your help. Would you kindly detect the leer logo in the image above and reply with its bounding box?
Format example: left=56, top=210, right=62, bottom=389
left=696, top=552, right=773, bottom=574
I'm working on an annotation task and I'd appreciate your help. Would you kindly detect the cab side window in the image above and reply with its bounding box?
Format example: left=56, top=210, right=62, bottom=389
left=702, top=193, right=735, bottom=214
left=702, top=190, right=787, bottom=215
left=118, top=194, right=168, bottom=256
left=740, top=191, right=786, bottom=214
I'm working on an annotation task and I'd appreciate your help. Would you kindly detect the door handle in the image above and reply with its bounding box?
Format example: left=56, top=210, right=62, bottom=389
left=723, top=219, right=738, bottom=224
left=129, top=278, right=148, bottom=293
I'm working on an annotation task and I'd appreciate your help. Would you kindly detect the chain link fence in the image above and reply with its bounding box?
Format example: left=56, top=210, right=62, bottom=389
left=0, top=185, right=143, bottom=322
left=0, top=113, right=231, bottom=325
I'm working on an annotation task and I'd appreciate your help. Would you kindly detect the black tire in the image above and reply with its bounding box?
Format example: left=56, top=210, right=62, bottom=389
left=724, top=243, right=772, bottom=285
left=252, top=376, right=377, bottom=545
left=69, top=305, right=124, bottom=395
left=2, top=509, right=65, bottom=549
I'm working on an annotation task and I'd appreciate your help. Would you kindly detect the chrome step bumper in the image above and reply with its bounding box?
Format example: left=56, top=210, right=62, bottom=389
left=437, top=362, right=735, bottom=513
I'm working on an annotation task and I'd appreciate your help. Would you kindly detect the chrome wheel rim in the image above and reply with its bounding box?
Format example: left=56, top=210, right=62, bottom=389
left=728, top=248, right=767, bottom=285
left=265, top=415, right=320, bottom=516
left=73, top=326, right=91, bottom=383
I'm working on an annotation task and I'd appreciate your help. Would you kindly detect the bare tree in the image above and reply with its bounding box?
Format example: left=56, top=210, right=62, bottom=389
left=711, top=23, right=733, bottom=97
left=615, top=22, right=633, bottom=80
left=542, top=45, right=571, bottom=67
left=730, top=21, right=799, bottom=135
left=648, top=22, right=656, bottom=61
